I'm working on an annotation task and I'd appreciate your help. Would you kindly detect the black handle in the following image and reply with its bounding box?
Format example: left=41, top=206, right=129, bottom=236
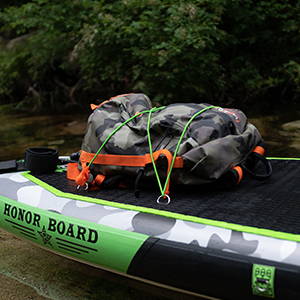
left=242, top=152, right=272, bottom=180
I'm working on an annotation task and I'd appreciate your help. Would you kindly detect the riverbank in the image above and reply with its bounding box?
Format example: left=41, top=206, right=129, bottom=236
left=0, top=273, right=46, bottom=300
left=0, top=229, right=203, bottom=300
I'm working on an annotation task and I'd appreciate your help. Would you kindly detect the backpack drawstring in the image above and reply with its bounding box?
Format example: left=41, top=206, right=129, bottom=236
left=147, top=105, right=216, bottom=204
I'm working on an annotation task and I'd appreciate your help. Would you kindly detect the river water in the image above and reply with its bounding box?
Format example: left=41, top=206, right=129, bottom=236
left=0, top=106, right=299, bottom=161
left=0, top=105, right=299, bottom=299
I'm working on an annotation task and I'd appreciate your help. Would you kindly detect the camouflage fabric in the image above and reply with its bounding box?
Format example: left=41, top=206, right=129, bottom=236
left=81, top=93, right=262, bottom=186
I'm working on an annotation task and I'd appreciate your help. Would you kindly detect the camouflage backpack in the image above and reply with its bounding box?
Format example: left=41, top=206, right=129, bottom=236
left=69, top=93, right=271, bottom=204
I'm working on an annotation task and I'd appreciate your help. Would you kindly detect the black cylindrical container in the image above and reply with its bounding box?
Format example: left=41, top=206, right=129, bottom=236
left=25, top=147, right=58, bottom=174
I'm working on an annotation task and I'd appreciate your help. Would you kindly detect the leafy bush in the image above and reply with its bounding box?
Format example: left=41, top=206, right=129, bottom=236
left=0, top=0, right=94, bottom=111
left=78, top=0, right=227, bottom=104
left=0, top=0, right=299, bottom=111
left=221, top=0, right=300, bottom=105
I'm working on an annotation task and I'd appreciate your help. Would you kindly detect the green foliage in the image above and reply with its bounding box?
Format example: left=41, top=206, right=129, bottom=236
left=0, top=0, right=94, bottom=110
left=78, top=0, right=227, bottom=103
left=0, top=0, right=299, bottom=111
left=221, top=0, right=300, bottom=103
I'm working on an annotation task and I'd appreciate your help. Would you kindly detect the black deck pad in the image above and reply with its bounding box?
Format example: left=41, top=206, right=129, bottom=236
left=34, top=159, right=300, bottom=234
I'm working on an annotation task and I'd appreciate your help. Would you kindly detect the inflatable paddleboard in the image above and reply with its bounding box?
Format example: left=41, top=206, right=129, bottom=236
left=0, top=158, right=300, bottom=299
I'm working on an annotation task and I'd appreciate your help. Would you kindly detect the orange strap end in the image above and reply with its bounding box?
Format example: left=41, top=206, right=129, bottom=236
left=232, top=166, right=243, bottom=184
left=75, top=165, right=90, bottom=186
left=253, top=146, right=265, bottom=156
left=67, top=163, right=81, bottom=180
left=94, top=174, right=105, bottom=186
left=90, top=104, right=100, bottom=110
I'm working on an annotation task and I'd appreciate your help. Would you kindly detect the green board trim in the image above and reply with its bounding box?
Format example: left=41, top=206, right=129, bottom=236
left=23, top=170, right=300, bottom=242
left=252, top=264, right=276, bottom=298
left=0, top=194, right=148, bottom=273
left=267, top=157, right=300, bottom=160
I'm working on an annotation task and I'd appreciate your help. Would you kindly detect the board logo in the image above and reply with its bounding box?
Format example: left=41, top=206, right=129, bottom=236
left=38, top=226, right=52, bottom=246
left=3, top=203, right=99, bottom=246
left=47, top=218, right=98, bottom=243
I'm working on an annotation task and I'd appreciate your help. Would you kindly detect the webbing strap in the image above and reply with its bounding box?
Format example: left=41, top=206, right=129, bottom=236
left=80, top=150, right=184, bottom=168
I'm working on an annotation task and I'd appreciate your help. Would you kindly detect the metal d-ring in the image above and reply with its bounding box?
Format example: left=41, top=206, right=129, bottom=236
left=76, top=183, right=89, bottom=191
left=157, top=194, right=171, bottom=205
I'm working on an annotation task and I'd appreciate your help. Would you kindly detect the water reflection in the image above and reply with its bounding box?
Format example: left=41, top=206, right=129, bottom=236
left=0, top=112, right=87, bottom=161
left=250, top=109, right=300, bottom=157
